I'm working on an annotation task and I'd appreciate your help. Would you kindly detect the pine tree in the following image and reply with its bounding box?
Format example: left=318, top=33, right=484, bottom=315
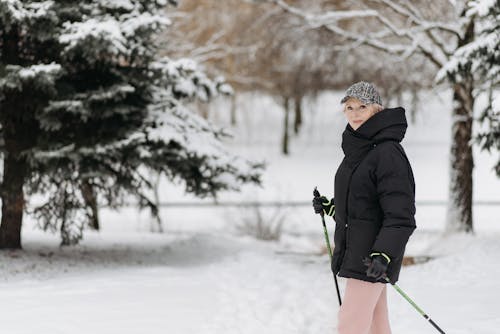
left=438, top=0, right=500, bottom=177
left=0, top=0, right=263, bottom=248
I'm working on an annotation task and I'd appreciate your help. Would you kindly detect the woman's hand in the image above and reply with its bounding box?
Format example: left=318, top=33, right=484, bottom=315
left=363, top=253, right=390, bottom=280
left=312, top=196, right=335, bottom=216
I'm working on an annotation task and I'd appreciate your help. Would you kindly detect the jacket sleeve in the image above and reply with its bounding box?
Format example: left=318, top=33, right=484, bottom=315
left=371, top=143, right=416, bottom=261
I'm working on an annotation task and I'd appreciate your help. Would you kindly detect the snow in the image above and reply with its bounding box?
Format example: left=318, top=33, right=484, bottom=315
left=173, top=77, right=198, bottom=97
left=25, top=0, right=53, bottom=16
left=145, top=102, right=261, bottom=191
left=448, top=30, right=499, bottom=72
left=59, top=18, right=129, bottom=55
left=0, top=63, right=62, bottom=91
left=217, top=81, right=234, bottom=95
left=0, top=0, right=25, bottom=20
left=99, top=0, right=135, bottom=11
left=151, top=57, right=225, bottom=102
left=493, top=94, right=500, bottom=113
left=0, top=0, right=54, bottom=22
left=2, top=227, right=499, bottom=333
left=121, top=12, right=171, bottom=36
left=17, top=63, right=62, bottom=79
left=2, top=89, right=500, bottom=333
left=467, top=0, right=498, bottom=16
left=438, top=0, right=499, bottom=84
left=270, top=0, right=378, bottom=25
left=87, top=84, right=136, bottom=102
left=42, top=100, right=87, bottom=129
left=59, top=14, right=169, bottom=56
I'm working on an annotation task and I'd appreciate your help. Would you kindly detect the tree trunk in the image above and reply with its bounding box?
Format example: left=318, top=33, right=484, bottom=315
left=445, top=16, right=475, bottom=234
left=151, top=172, right=163, bottom=233
left=230, top=94, right=237, bottom=126
left=199, top=101, right=209, bottom=119
left=0, top=152, right=27, bottom=249
left=293, top=95, right=302, bottom=135
left=282, top=97, right=290, bottom=155
left=396, top=92, right=403, bottom=108
left=0, top=25, right=26, bottom=249
left=410, top=89, right=419, bottom=124
left=81, top=180, right=100, bottom=231
left=445, top=81, right=474, bottom=233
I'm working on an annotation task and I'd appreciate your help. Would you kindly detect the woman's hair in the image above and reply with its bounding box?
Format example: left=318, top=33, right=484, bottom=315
left=372, top=103, right=384, bottom=113
left=341, top=99, right=385, bottom=114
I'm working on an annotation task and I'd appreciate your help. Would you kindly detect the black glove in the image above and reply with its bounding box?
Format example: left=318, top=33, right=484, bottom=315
left=363, top=252, right=390, bottom=280
left=312, top=196, right=335, bottom=216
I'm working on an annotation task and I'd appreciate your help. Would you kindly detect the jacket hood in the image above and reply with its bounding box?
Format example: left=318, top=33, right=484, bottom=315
left=341, top=107, right=408, bottom=158
left=355, top=107, right=408, bottom=142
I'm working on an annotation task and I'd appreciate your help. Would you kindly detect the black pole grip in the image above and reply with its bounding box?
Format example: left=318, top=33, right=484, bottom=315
left=313, top=186, right=320, bottom=198
left=313, top=187, right=324, bottom=217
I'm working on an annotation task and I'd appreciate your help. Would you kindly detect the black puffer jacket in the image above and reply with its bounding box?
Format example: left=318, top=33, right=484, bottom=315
left=331, top=107, right=416, bottom=284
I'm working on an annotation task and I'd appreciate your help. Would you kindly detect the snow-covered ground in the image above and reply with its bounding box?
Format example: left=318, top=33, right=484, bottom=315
left=1, top=90, right=499, bottom=333
left=1, top=228, right=499, bottom=333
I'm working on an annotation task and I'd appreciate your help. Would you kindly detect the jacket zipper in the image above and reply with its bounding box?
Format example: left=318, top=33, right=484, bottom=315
left=341, top=173, right=354, bottom=265
left=340, top=144, right=377, bottom=269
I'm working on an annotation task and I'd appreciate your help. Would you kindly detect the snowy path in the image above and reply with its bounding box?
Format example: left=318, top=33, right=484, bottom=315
left=1, top=267, right=220, bottom=334
left=0, top=232, right=338, bottom=334
left=1, top=230, right=500, bottom=334
left=202, top=246, right=337, bottom=334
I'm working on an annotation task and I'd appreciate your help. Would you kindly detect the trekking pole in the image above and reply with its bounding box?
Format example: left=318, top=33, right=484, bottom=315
left=384, top=277, right=446, bottom=333
left=313, top=187, right=342, bottom=306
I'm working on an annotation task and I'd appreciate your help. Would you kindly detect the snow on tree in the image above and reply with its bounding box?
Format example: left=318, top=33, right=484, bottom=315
left=258, top=0, right=499, bottom=233
left=438, top=0, right=500, bottom=178
left=0, top=0, right=263, bottom=248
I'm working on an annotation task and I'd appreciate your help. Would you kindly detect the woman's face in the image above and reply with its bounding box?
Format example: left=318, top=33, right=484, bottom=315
left=343, top=98, right=379, bottom=130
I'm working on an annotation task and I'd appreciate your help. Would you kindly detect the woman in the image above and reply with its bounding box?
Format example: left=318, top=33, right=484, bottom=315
left=312, top=81, right=416, bottom=334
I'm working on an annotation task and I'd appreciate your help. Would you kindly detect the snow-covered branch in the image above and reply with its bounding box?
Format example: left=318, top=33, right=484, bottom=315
left=258, top=0, right=463, bottom=68
left=437, top=0, right=499, bottom=84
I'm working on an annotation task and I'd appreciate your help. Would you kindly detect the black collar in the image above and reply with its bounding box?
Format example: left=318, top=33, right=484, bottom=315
left=341, top=107, right=408, bottom=164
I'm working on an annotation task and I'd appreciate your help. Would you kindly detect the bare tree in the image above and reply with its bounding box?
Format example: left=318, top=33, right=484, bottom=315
left=165, top=0, right=435, bottom=155
left=260, top=0, right=486, bottom=233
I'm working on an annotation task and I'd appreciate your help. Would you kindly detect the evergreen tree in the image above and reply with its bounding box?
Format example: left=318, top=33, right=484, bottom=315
left=0, top=0, right=262, bottom=248
left=438, top=0, right=500, bottom=177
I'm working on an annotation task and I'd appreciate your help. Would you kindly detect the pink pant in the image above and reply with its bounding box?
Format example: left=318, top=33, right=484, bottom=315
left=337, top=278, right=392, bottom=334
